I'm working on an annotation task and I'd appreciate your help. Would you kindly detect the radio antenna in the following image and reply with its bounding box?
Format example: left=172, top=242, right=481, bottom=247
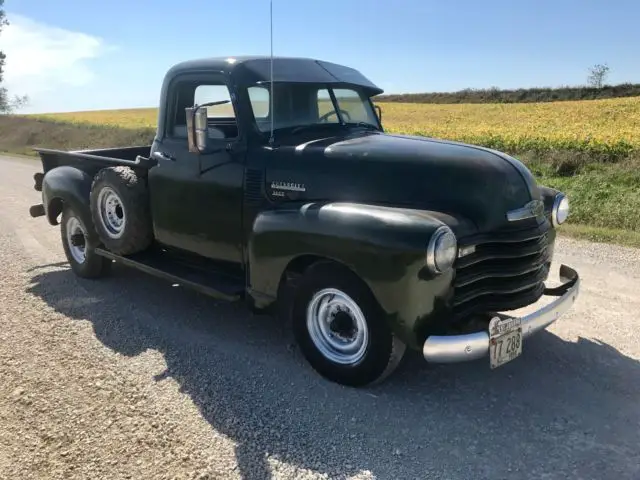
left=269, top=0, right=275, bottom=146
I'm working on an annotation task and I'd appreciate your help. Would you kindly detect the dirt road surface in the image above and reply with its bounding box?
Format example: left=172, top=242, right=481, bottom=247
left=1, top=155, right=639, bottom=480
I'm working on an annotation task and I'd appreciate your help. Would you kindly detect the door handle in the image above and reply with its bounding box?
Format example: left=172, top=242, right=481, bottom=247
left=153, top=151, right=176, bottom=162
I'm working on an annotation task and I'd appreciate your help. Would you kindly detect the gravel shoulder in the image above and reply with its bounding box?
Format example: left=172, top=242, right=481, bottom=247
left=1, top=155, right=639, bottom=480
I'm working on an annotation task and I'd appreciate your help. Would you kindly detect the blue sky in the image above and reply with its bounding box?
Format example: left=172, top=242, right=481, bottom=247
left=2, top=0, right=640, bottom=113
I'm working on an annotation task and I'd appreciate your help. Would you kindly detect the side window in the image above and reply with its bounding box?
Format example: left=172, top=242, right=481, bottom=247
left=169, top=81, right=238, bottom=140
left=316, top=89, right=339, bottom=123
left=194, top=85, right=235, bottom=118
left=248, top=86, right=269, bottom=118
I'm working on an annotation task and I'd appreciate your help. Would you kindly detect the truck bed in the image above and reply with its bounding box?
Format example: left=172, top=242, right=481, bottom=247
left=35, top=145, right=154, bottom=176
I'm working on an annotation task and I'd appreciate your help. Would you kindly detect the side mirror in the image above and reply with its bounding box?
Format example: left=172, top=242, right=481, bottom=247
left=186, top=105, right=209, bottom=153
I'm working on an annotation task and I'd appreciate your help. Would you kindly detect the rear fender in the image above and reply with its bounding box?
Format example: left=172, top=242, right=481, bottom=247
left=41, top=166, right=94, bottom=227
left=248, top=202, right=455, bottom=348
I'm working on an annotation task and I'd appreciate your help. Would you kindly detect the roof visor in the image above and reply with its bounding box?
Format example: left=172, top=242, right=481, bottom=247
left=234, top=58, right=384, bottom=95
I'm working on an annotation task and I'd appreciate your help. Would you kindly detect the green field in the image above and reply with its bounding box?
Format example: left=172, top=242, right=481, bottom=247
left=1, top=97, right=638, bottom=247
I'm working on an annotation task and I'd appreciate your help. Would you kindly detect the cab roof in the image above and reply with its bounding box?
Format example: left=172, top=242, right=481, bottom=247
left=165, top=56, right=384, bottom=96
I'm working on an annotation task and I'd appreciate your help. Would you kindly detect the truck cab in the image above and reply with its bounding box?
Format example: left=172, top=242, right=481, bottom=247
left=146, top=57, right=385, bottom=265
left=30, top=56, right=580, bottom=387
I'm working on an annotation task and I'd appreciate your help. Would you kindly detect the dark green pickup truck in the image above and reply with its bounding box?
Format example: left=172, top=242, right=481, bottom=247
left=29, top=56, right=580, bottom=386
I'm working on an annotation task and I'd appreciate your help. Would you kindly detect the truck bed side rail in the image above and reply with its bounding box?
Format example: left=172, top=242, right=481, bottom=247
left=34, top=145, right=155, bottom=174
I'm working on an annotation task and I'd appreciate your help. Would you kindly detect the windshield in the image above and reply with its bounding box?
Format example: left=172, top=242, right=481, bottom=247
left=247, top=83, right=379, bottom=133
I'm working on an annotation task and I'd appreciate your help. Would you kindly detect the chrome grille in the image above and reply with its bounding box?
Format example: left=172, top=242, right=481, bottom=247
left=452, top=228, right=552, bottom=319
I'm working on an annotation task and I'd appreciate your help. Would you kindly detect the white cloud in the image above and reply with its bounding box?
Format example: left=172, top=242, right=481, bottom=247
left=0, top=14, right=110, bottom=108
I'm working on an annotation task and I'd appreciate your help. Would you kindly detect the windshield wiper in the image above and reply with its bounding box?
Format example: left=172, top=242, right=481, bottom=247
left=348, top=121, right=379, bottom=130
left=289, top=121, right=379, bottom=136
left=290, top=123, right=342, bottom=135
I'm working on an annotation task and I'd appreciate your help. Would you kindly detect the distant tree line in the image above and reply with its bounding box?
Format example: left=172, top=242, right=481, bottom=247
left=376, top=83, right=640, bottom=104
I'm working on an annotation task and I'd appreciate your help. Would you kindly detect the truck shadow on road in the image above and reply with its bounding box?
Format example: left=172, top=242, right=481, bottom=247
left=27, top=264, right=640, bottom=480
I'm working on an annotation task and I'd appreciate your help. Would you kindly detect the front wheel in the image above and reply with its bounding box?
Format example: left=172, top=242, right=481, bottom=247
left=291, top=262, right=406, bottom=387
left=60, top=206, right=112, bottom=278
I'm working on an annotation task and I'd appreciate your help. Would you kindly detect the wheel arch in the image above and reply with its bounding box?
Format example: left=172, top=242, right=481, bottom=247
left=247, top=203, right=454, bottom=350
left=41, top=166, right=94, bottom=227
left=276, top=254, right=373, bottom=307
left=47, top=197, right=64, bottom=225
left=248, top=203, right=437, bottom=304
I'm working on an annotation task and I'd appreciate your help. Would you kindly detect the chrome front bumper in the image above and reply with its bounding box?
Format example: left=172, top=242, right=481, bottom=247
left=423, top=265, right=580, bottom=363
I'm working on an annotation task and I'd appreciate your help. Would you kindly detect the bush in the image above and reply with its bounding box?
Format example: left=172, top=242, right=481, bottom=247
left=377, top=83, right=640, bottom=104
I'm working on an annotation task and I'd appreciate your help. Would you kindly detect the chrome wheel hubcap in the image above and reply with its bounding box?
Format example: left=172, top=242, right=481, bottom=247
left=306, top=288, right=369, bottom=365
left=97, top=187, right=125, bottom=239
left=66, top=216, right=87, bottom=264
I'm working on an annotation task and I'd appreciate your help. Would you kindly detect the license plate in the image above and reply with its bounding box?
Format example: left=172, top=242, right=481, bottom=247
left=489, top=316, right=522, bottom=369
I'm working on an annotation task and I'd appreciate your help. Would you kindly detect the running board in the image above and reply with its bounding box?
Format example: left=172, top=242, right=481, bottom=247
left=95, top=248, right=244, bottom=302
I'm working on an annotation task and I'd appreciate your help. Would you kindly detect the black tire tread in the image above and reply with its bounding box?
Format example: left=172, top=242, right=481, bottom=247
left=60, top=205, right=112, bottom=279
left=90, top=166, right=153, bottom=255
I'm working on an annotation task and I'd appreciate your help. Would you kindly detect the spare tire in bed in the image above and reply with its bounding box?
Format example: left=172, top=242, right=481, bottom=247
left=90, top=166, right=153, bottom=255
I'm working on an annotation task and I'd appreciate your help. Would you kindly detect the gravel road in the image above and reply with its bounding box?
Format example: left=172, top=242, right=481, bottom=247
left=1, top=154, right=639, bottom=480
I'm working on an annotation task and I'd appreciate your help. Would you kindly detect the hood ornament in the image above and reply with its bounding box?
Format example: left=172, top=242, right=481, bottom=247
left=506, top=200, right=545, bottom=222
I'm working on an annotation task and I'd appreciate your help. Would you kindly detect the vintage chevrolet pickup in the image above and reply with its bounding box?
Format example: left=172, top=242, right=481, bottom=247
left=29, top=56, right=580, bottom=386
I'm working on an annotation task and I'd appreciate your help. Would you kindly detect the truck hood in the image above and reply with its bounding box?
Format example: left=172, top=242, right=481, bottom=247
left=266, top=131, right=542, bottom=235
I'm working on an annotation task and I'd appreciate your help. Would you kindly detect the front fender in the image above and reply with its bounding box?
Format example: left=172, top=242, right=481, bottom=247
left=42, top=166, right=94, bottom=226
left=248, top=202, right=456, bottom=349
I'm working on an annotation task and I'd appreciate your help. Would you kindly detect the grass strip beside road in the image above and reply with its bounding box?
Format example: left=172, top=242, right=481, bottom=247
left=560, top=224, right=640, bottom=249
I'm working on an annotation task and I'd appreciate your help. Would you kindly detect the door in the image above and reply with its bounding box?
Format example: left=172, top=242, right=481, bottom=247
left=148, top=74, right=245, bottom=265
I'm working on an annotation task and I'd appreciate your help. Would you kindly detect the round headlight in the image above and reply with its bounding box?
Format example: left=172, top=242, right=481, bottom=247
left=427, top=226, right=457, bottom=274
left=552, top=193, right=570, bottom=227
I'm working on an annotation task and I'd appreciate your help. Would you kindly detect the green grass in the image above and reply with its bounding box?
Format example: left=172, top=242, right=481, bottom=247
left=518, top=150, right=640, bottom=248
left=559, top=224, right=640, bottom=249
left=519, top=152, right=640, bottom=234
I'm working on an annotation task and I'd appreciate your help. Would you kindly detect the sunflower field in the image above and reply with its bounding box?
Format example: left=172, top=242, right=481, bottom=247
left=34, top=96, right=640, bottom=160
left=379, top=97, right=640, bottom=160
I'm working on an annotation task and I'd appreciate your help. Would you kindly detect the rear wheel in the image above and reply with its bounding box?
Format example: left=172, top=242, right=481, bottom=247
left=291, top=262, right=406, bottom=387
left=60, top=205, right=111, bottom=278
